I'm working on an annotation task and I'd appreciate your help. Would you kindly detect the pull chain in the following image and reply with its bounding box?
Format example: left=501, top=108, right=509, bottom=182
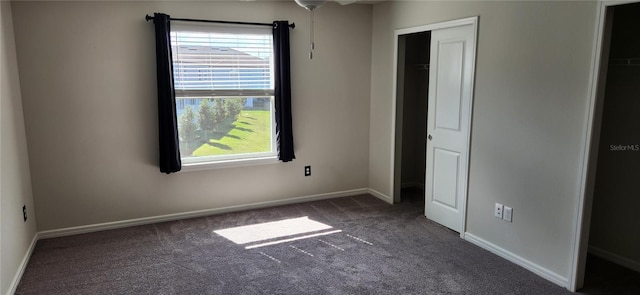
left=309, top=10, right=315, bottom=59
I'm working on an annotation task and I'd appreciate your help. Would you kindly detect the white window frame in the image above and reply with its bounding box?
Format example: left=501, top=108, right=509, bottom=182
left=171, top=23, right=278, bottom=171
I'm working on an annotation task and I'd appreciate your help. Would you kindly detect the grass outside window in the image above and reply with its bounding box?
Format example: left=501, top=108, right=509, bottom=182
left=191, top=110, right=272, bottom=157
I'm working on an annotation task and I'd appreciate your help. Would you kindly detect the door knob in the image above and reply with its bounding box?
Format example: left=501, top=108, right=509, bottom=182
left=428, top=134, right=432, bottom=141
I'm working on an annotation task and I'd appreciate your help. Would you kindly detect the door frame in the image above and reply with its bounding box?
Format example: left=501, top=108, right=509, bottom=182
left=390, top=16, right=478, bottom=238
left=570, top=0, right=639, bottom=291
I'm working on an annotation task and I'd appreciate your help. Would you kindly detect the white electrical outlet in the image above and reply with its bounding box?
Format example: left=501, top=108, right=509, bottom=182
left=503, top=206, right=513, bottom=222
left=494, top=203, right=503, bottom=219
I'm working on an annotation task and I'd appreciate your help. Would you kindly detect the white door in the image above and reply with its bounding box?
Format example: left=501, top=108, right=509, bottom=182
left=425, top=23, right=476, bottom=232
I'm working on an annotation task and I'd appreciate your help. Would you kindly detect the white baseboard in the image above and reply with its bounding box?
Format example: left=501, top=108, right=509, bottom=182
left=367, top=188, right=393, bottom=204
left=464, top=233, right=569, bottom=289
left=7, top=233, right=38, bottom=295
left=38, top=188, right=370, bottom=239
left=588, top=245, right=640, bottom=272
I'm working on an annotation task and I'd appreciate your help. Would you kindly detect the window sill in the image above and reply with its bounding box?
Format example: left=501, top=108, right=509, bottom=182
left=179, top=156, right=279, bottom=172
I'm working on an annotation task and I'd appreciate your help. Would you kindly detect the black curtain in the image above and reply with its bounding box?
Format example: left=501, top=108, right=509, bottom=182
left=273, top=21, right=296, bottom=162
left=153, top=13, right=181, bottom=173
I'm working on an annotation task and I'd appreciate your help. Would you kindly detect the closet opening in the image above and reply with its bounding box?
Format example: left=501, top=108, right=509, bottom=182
left=578, top=1, right=640, bottom=293
left=393, top=31, right=431, bottom=205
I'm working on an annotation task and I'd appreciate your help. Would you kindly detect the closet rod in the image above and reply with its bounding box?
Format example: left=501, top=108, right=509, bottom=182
left=609, top=58, right=640, bottom=66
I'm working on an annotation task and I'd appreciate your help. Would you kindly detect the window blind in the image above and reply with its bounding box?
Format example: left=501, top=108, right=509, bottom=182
left=170, top=24, right=274, bottom=98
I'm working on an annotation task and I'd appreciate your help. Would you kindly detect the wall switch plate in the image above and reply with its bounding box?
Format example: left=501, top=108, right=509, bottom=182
left=503, top=206, right=513, bottom=222
left=304, top=166, right=311, bottom=176
left=494, top=203, right=503, bottom=219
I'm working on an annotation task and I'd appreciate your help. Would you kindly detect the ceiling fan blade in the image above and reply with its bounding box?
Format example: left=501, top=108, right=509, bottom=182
left=334, top=0, right=358, bottom=5
left=295, top=0, right=328, bottom=11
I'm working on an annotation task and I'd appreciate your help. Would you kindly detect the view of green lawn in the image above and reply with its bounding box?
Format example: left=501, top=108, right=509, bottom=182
left=191, top=110, right=271, bottom=156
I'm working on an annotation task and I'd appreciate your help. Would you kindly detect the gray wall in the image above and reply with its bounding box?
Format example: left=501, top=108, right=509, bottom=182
left=369, top=1, right=597, bottom=281
left=11, top=1, right=372, bottom=231
left=1, top=2, right=37, bottom=294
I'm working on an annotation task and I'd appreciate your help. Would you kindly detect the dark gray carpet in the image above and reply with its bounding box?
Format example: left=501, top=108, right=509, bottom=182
left=17, top=194, right=573, bottom=294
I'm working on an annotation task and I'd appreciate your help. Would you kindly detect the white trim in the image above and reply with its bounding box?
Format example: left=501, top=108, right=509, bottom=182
left=599, top=0, right=640, bottom=6
left=391, top=16, right=478, bottom=237
left=465, top=233, right=568, bottom=288
left=390, top=30, right=400, bottom=201
left=38, top=188, right=369, bottom=239
left=7, top=234, right=38, bottom=295
left=180, top=156, right=279, bottom=172
left=367, top=188, right=394, bottom=204
left=569, top=2, right=606, bottom=291
left=396, top=17, right=478, bottom=36
left=460, top=17, right=478, bottom=239
left=588, top=245, right=640, bottom=273
left=570, top=0, right=640, bottom=291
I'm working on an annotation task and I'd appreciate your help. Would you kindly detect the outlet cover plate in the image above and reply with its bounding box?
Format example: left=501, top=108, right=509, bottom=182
left=494, top=203, right=503, bottom=219
left=503, top=206, right=513, bottom=222
left=304, top=166, right=311, bottom=176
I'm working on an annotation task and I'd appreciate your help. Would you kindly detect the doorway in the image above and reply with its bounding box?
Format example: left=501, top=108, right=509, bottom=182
left=392, top=17, right=478, bottom=236
left=395, top=31, right=431, bottom=205
left=572, top=0, right=640, bottom=292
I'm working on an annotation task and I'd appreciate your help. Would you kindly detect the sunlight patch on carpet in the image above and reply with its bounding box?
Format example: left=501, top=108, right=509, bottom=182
left=214, top=216, right=341, bottom=248
left=244, top=230, right=342, bottom=249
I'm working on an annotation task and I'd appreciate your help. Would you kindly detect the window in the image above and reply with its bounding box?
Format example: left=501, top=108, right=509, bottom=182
left=171, top=24, right=276, bottom=167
